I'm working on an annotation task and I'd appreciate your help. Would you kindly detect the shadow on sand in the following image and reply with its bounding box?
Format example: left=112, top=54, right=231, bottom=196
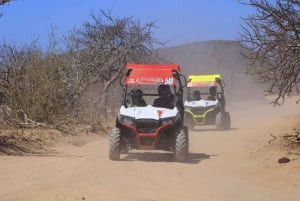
left=190, top=127, right=239, bottom=132
left=121, top=151, right=216, bottom=164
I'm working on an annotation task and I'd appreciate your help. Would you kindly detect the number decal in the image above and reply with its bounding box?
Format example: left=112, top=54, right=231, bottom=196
left=164, top=77, right=174, bottom=85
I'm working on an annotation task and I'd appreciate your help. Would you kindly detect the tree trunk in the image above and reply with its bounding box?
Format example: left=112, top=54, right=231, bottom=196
left=99, top=90, right=108, bottom=120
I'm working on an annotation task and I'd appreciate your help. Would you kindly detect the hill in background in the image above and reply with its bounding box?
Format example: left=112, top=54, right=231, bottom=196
left=158, top=40, right=265, bottom=105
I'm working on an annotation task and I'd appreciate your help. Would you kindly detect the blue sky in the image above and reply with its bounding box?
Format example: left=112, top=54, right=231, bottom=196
left=0, top=0, right=255, bottom=48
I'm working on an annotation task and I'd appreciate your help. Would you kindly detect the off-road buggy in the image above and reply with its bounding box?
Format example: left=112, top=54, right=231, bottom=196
left=184, top=74, right=231, bottom=130
left=109, top=63, right=189, bottom=162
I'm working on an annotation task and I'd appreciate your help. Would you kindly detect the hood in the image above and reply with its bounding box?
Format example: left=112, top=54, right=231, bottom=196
left=120, top=105, right=178, bottom=120
left=184, top=99, right=218, bottom=108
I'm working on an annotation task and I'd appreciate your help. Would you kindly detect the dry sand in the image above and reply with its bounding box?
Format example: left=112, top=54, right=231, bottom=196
left=0, top=96, right=299, bottom=201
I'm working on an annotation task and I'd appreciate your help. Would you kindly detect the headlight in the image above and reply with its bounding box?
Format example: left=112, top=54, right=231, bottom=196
left=120, top=116, right=135, bottom=125
left=184, top=107, right=191, bottom=111
left=161, top=118, right=175, bottom=126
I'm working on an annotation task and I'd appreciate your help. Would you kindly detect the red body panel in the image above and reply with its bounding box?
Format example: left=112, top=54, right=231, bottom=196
left=125, top=63, right=181, bottom=85
left=121, top=122, right=172, bottom=150
left=126, top=63, right=181, bottom=71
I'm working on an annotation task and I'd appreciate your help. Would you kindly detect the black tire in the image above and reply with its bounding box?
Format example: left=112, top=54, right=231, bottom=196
left=183, top=125, right=189, bottom=152
left=215, top=112, right=231, bottom=130
left=174, top=127, right=189, bottom=162
left=184, top=111, right=195, bottom=130
left=120, top=138, right=129, bottom=154
left=184, top=112, right=194, bottom=128
left=223, top=112, right=231, bottom=130
left=109, top=127, right=121, bottom=160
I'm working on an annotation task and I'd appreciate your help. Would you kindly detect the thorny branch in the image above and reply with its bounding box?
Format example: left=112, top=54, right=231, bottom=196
left=240, top=0, right=300, bottom=106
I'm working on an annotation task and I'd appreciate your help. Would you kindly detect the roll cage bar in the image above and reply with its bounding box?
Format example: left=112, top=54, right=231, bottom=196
left=119, top=63, right=187, bottom=115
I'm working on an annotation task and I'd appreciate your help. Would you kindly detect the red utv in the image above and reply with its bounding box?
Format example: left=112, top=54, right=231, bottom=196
left=109, top=63, right=189, bottom=162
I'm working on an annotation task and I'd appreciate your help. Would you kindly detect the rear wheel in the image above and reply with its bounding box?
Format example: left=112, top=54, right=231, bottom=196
left=216, top=112, right=231, bottom=130
left=109, top=127, right=121, bottom=160
left=174, top=127, right=189, bottom=162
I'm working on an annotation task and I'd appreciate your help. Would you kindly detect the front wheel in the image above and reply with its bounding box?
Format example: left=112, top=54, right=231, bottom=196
left=184, top=112, right=195, bottom=130
left=109, top=127, right=121, bottom=160
left=215, top=111, right=231, bottom=130
left=174, top=127, right=189, bottom=162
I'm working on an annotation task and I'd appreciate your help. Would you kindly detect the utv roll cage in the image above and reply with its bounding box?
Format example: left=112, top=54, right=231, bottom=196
left=120, top=63, right=187, bottom=120
left=109, top=63, right=189, bottom=162
left=186, top=74, right=226, bottom=111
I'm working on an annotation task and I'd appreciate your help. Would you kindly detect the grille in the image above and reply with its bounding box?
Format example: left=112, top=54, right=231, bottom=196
left=191, top=106, right=215, bottom=115
left=191, top=107, right=206, bottom=115
left=136, top=119, right=159, bottom=133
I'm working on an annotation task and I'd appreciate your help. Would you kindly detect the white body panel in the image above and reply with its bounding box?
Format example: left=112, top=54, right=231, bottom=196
left=184, top=99, right=218, bottom=108
left=120, top=105, right=178, bottom=120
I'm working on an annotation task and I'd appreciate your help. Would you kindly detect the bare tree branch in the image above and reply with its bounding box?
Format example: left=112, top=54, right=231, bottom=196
left=65, top=10, right=161, bottom=118
left=0, top=0, right=10, bottom=5
left=239, top=0, right=300, bottom=106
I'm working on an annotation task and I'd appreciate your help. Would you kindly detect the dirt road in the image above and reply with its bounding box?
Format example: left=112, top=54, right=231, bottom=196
left=0, top=98, right=299, bottom=201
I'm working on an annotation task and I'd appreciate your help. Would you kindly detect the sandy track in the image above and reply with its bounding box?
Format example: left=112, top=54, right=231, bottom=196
left=0, top=98, right=299, bottom=201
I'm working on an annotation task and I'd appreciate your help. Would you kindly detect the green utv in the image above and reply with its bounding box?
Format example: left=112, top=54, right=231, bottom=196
left=184, top=74, right=231, bottom=130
